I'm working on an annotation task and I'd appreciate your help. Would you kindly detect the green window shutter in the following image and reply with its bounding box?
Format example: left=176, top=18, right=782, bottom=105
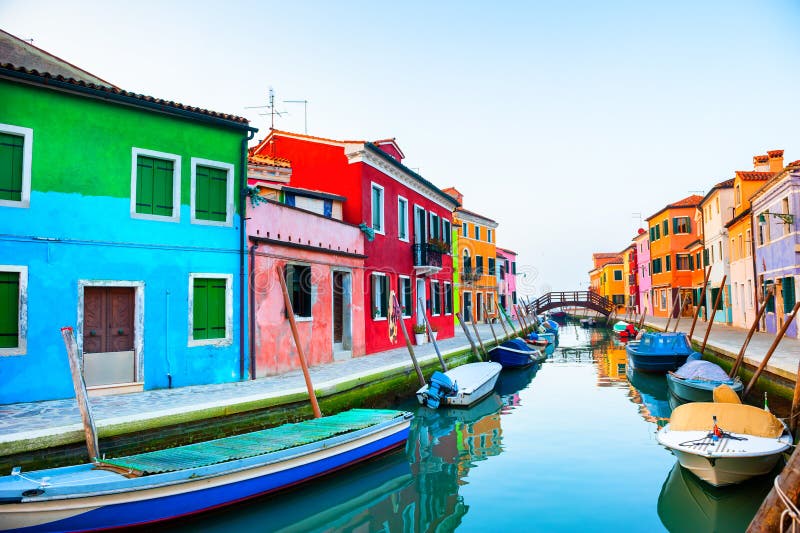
left=703, top=249, right=709, bottom=266
left=193, top=278, right=209, bottom=340
left=663, top=220, right=669, bottom=236
left=686, top=217, right=691, bottom=233
left=649, top=227, right=655, bottom=241
left=689, top=254, right=694, bottom=270
left=666, top=255, right=671, bottom=271
left=0, top=133, right=23, bottom=202
left=196, top=165, right=228, bottom=222
left=784, top=277, right=796, bottom=313
left=0, top=272, right=19, bottom=348
left=137, top=156, right=174, bottom=216
left=673, top=218, right=679, bottom=234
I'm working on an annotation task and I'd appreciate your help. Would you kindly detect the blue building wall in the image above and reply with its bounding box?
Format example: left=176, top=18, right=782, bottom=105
left=0, top=192, right=246, bottom=404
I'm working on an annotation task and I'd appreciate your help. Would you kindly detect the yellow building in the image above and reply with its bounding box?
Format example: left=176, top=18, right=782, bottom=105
left=444, top=187, right=499, bottom=323
left=599, top=260, right=625, bottom=311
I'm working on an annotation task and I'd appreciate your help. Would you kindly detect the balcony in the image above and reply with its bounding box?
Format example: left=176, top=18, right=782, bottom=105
left=461, top=267, right=482, bottom=286
left=413, top=243, right=443, bottom=276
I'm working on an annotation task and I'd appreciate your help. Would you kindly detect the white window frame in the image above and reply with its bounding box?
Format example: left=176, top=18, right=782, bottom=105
left=131, top=147, right=182, bottom=223
left=444, top=281, right=453, bottom=315
left=370, top=182, right=385, bottom=235
left=0, top=265, right=27, bottom=356
left=431, top=279, right=441, bottom=316
left=443, top=219, right=451, bottom=247
left=0, top=123, right=33, bottom=209
left=188, top=273, right=233, bottom=347
left=190, top=157, right=235, bottom=227
left=462, top=222, right=468, bottom=237
left=397, top=196, right=409, bottom=241
left=399, top=275, right=412, bottom=318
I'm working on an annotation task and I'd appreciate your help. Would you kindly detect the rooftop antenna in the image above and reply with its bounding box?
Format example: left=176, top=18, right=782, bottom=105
left=631, top=212, right=642, bottom=227
left=283, top=99, right=308, bottom=134
left=689, top=190, right=705, bottom=196
left=245, top=87, right=286, bottom=130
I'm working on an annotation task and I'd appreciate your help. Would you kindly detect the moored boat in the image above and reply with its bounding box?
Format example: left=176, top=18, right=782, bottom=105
left=626, top=332, right=695, bottom=372
left=416, top=362, right=502, bottom=409
left=667, top=358, right=743, bottom=404
left=490, top=339, right=545, bottom=369
left=0, top=409, right=412, bottom=532
left=656, top=389, right=792, bottom=487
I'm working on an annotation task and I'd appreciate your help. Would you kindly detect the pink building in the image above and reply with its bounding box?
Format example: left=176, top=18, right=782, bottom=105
left=246, top=157, right=366, bottom=377
left=632, top=228, right=651, bottom=315
left=496, top=247, right=518, bottom=318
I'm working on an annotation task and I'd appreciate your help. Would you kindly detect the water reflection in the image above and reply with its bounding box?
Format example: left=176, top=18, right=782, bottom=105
left=626, top=366, right=672, bottom=425
left=657, top=462, right=773, bottom=533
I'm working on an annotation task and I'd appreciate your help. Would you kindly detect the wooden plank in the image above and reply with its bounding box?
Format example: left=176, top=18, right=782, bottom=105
left=394, top=293, right=425, bottom=387
left=61, top=326, right=100, bottom=461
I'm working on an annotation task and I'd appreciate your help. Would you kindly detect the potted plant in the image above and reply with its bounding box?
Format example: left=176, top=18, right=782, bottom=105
left=429, top=325, right=439, bottom=341
left=412, top=324, right=427, bottom=345
left=427, top=238, right=449, bottom=254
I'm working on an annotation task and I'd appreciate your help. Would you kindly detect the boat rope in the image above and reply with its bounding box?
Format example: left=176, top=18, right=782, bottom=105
left=677, top=430, right=747, bottom=447
left=774, top=475, right=800, bottom=533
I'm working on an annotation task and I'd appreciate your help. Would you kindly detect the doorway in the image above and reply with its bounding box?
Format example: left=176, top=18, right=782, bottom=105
left=82, top=287, right=136, bottom=387
left=463, top=291, right=472, bottom=322
left=333, top=271, right=352, bottom=356
left=416, top=278, right=426, bottom=326
left=476, top=292, right=484, bottom=323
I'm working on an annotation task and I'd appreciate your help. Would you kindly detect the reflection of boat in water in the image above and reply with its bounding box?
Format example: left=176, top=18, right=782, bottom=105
left=626, top=366, right=671, bottom=422
left=657, top=462, right=774, bottom=533
left=495, top=364, right=538, bottom=398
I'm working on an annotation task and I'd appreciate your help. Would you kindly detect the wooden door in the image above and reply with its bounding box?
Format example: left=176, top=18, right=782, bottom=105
left=333, top=272, right=344, bottom=343
left=83, top=287, right=135, bottom=386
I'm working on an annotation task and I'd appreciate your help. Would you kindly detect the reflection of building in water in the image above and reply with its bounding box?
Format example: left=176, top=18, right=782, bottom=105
left=552, top=347, right=595, bottom=363
left=596, top=345, right=628, bottom=387
left=626, top=367, right=671, bottom=425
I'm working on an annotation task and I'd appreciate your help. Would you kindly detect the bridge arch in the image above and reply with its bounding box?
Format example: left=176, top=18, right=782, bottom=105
left=526, top=291, right=615, bottom=316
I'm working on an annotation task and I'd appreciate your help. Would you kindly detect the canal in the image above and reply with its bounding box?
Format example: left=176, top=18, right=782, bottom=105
left=165, top=322, right=777, bottom=532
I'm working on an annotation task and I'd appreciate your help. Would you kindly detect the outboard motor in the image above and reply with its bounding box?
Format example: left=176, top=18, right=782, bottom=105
left=422, top=371, right=458, bottom=409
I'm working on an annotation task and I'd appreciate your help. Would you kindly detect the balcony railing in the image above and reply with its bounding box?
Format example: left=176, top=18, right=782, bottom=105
left=413, top=243, right=443, bottom=269
left=461, top=267, right=482, bottom=284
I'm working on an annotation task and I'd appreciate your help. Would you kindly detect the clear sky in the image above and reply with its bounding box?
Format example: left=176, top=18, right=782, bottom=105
left=3, top=0, right=799, bottom=298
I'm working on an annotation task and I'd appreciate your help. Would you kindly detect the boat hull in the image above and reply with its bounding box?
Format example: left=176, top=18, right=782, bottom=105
left=416, top=362, right=502, bottom=408
left=670, top=449, right=784, bottom=487
left=0, top=416, right=411, bottom=532
left=666, top=373, right=743, bottom=403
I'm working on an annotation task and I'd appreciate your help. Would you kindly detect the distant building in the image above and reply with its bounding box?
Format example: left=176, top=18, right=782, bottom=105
left=646, top=195, right=704, bottom=318
left=726, top=151, right=783, bottom=328
left=698, top=178, right=735, bottom=323
left=496, top=247, right=518, bottom=318
left=632, top=229, right=651, bottom=315
left=751, top=157, right=800, bottom=337
left=621, top=243, right=637, bottom=313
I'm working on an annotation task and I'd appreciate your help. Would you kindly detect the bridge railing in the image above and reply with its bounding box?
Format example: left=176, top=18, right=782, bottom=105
left=525, top=291, right=615, bottom=316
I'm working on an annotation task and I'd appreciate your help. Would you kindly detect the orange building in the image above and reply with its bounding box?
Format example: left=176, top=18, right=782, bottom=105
left=444, top=187, right=499, bottom=323
left=646, top=195, right=703, bottom=318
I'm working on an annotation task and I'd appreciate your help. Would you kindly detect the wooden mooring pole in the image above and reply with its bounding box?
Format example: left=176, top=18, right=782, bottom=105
left=484, top=302, right=500, bottom=346
left=419, top=298, right=447, bottom=371
left=61, top=326, right=100, bottom=461
left=730, top=286, right=774, bottom=378
left=277, top=267, right=322, bottom=418
left=748, top=446, right=800, bottom=532
left=456, top=311, right=482, bottom=361
left=664, top=290, right=680, bottom=332
left=637, top=307, right=647, bottom=330
left=672, top=296, right=688, bottom=332
left=471, top=307, right=488, bottom=355
left=393, top=293, right=426, bottom=387
left=688, top=266, right=712, bottom=340
left=496, top=306, right=512, bottom=339
left=700, top=275, right=726, bottom=353
left=742, top=301, right=800, bottom=399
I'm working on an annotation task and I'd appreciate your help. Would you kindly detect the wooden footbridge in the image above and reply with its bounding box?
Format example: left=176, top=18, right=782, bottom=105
left=525, top=291, right=615, bottom=316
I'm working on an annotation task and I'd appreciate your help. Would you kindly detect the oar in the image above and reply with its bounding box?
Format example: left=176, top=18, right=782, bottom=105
left=277, top=266, right=322, bottom=418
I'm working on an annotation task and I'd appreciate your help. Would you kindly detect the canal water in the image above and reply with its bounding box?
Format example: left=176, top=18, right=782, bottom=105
left=166, top=323, right=777, bottom=532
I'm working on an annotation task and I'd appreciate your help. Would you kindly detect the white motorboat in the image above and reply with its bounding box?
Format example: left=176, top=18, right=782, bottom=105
left=657, top=389, right=791, bottom=487
left=416, top=362, right=502, bottom=409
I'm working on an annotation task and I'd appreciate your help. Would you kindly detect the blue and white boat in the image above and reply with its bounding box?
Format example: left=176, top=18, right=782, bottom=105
left=667, top=357, right=743, bottom=404
left=0, top=409, right=412, bottom=532
left=489, top=339, right=545, bottom=369
left=625, top=332, right=696, bottom=372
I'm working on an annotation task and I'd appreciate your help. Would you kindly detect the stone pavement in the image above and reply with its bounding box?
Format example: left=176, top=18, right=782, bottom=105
left=642, top=315, right=800, bottom=382
left=0, top=322, right=513, bottom=456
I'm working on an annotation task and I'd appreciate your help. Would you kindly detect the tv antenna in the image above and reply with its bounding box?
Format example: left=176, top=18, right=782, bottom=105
left=245, top=87, right=286, bottom=129
left=283, top=99, right=308, bottom=134
left=631, top=212, right=642, bottom=226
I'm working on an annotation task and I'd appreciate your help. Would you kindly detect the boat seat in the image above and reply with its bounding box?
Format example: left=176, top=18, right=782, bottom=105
left=669, top=402, right=784, bottom=438
left=713, top=384, right=741, bottom=404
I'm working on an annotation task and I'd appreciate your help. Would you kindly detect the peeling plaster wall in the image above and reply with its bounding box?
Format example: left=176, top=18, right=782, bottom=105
left=247, top=201, right=366, bottom=376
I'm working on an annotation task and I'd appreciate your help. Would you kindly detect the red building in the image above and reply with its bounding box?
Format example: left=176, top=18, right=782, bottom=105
left=251, top=131, right=459, bottom=354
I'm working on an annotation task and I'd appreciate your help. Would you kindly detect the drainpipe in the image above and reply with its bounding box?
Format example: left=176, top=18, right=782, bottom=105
left=750, top=211, right=761, bottom=332
left=249, top=241, right=258, bottom=380
left=240, top=128, right=257, bottom=380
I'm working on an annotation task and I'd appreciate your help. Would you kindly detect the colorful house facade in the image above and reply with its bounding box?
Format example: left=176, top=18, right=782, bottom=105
left=445, top=188, right=500, bottom=324
left=249, top=131, right=458, bottom=354
left=496, top=247, right=518, bottom=318
left=622, top=243, right=637, bottom=312
left=751, top=159, right=800, bottom=337
left=246, top=157, right=366, bottom=376
left=646, top=195, right=703, bottom=318
left=727, top=151, right=783, bottom=328
left=699, top=179, right=735, bottom=323
left=0, top=33, right=254, bottom=404
left=632, top=229, right=651, bottom=315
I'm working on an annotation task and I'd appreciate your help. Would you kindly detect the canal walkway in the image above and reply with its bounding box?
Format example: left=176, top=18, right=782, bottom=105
left=0, top=323, right=512, bottom=458
left=642, top=315, right=800, bottom=383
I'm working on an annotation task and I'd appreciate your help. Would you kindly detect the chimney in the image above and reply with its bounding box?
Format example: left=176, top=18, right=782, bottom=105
left=442, top=187, right=463, bottom=205
left=767, top=149, right=784, bottom=172
left=373, top=139, right=404, bottom=162
left=753, top=154, right=769, bottom=171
